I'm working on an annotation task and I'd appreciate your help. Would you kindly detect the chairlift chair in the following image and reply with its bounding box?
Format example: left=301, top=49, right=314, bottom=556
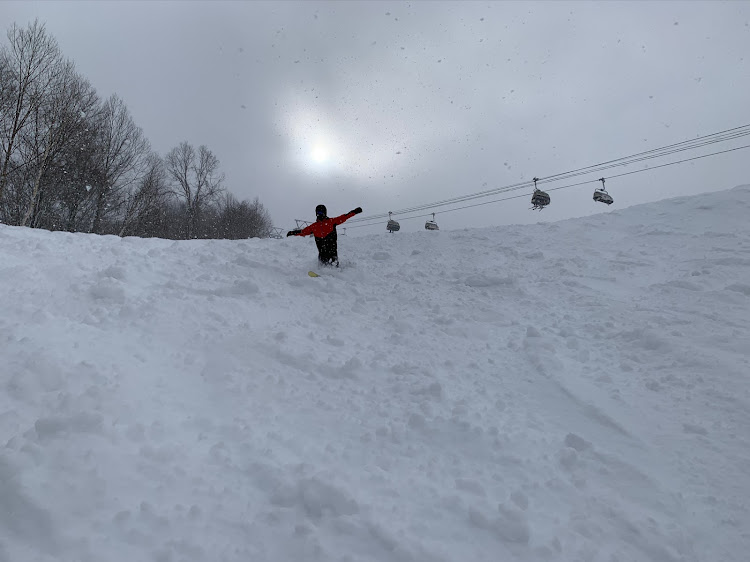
left=387, top=212, right=400, bottom=232
left=425, top=213, right=439, bottom=230
left=593, top=189, right=613, bottom=205
left=530, top=177, right=550, bottom=210
left=593, top=178, right=614, bottom=205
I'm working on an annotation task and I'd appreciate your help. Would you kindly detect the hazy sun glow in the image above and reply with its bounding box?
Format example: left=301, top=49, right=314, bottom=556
left=283, top=104, right=408, bottom=178
left=310, top=144, right=331, bottom=164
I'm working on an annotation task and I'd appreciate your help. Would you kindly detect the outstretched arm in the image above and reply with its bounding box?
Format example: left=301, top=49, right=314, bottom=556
left=298, top=222, right=318, bottom=236
left=287, top=222, right=317, bottom=237
left=332, top=207, right=362, bottom=226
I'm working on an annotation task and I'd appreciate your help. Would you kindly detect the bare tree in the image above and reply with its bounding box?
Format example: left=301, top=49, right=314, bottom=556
left=216, top=194, right=273, bottom=239
left=0, top=54, right=13, bottom=139
left=165, top=142, right=225, bottom=239
left=0, top=20, right=63, bottom=208
left=247, top=196, right=274, bottom=238
left=52, top=117, right=102, bottom=232
left=118, top=153, right=168, bottom=237
left=20, top=61, right=99, bottom=227
left=138, top=199, right=184, bottom=240
left=90, top=94, right=150, bottom=234
left=1, top=21, right=273, bottom=239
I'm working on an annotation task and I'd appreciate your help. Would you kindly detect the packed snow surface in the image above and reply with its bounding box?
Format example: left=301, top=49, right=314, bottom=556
left=1, top=186, right=749, bottom=562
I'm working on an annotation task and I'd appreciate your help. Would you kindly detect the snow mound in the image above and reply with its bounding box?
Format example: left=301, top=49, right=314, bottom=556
left=1, top=186, right=749, bottom=561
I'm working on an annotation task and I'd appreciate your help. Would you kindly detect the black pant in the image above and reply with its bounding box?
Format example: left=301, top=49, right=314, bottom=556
left=315, top=228, right=338, bottom=266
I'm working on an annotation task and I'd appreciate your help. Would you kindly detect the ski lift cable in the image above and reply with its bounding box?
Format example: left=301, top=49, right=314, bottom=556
left=350, top=132, right=744, bottom=222
left=350, top=129, right=750, bottom=223
left=347, top=124, right=750, bottom=223
left=538, top=130, right=750, bottom=185
left=344, top=143, right=750, bottom=229
left=604, top=142, right=750, bottom=181
left=537, top=127, right=750, bottom=184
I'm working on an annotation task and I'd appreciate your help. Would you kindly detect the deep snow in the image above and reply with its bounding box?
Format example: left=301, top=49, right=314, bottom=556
left=1, top=186, right=749, bottom=562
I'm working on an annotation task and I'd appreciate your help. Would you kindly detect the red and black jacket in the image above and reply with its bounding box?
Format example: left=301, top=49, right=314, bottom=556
left=288, top=210, right=358, bottom=264
left=295, top=211, right=357, bottom=239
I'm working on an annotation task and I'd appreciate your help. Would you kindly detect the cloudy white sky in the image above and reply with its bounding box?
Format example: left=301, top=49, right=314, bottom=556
left=3, top=1, right=749, bottom=234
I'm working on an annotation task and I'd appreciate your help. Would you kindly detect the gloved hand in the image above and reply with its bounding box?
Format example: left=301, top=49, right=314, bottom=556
left=350, top=207, right=362, bottom=215
left=286, top=229, right=302, bottom=237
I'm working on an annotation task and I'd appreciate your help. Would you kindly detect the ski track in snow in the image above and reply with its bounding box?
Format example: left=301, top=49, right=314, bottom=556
left=1, top=185, right=749, bottom=561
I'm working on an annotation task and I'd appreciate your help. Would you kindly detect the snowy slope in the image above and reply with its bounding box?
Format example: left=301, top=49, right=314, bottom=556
left=1, top=186, right=749, bottom=562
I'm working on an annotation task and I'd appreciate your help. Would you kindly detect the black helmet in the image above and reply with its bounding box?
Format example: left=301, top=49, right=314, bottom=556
left=315, top=204, right=327, bottom=218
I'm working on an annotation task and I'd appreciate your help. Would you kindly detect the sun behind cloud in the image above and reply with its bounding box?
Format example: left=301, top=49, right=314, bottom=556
left=310, top=144, right=331, bottom=164
left=280, top=98, right=416, bottom=181
left=282, top=108, right=345, bottom=174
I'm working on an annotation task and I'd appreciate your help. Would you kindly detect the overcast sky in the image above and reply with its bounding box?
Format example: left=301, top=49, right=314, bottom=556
left=3, top=1, right=749, bottom=234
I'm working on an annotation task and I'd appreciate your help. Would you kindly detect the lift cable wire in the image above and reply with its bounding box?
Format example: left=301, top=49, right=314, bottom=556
left=344, top=142, right=750, bottom=230
left=348, top=124, right=750, bottom=222
left=529, top=125, right=750, bottom=185
left=349, top=128, right=750, bottom=223
left=347, top=124, right=750, bottom=224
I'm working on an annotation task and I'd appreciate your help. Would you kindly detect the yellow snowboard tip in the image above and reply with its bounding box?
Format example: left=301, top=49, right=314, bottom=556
left=308, top=271, right=320, bottom=277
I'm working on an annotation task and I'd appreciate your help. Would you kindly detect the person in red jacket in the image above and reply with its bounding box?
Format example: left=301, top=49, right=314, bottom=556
left=287, top=204, right=362, bottom=266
